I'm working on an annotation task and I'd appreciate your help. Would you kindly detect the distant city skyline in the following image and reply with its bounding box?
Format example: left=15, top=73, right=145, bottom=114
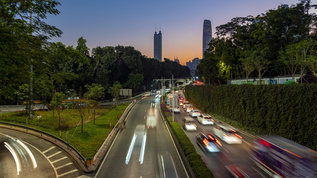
left=154, top=30, right=162, bottom=62
left=45, top=0, right=309, bottom=65
left=202, top=19, right=212, bottom=58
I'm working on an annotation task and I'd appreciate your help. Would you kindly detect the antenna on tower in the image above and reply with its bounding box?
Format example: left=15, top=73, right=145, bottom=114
left=155, top=24, right=157, bottom=32
left=159, top=24, right=161, bottom=31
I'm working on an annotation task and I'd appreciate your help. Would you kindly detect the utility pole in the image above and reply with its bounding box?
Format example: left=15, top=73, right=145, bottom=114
left=172, top=75, right=174, bottom=122
left=29, top=5, right=33, bottom=122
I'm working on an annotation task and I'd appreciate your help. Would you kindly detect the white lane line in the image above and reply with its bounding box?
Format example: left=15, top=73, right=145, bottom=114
left=47, top=151, right=62, bottom=159
left=125, top=134, right=137, bottom=165
left=18, top=140, right=58, bottom=177
left=17, top=140, right=37, bottom=168
left=159, top=104, right=190, bottom=178
left=43, top=146, right=56, bottom=154
left=57, top=169, right=78, bottom=177
left=55, top=162, right=73, bottom=170
left=51, top=156, right=68, bottom=164
left=139, top=134, right=147, bottom=164
left=160, top=155, right=166, bottom=178
left=242, top=140, right=251, bottom=146
left=251, top=166, right=266, bottom=178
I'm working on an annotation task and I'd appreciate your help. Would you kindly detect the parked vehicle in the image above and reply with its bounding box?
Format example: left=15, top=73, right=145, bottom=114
left=196, top=132, right=221, bottom=153
left=197, top=114, right=214, bottom=125
left=183, top=117, right=197, bottom=131
left=189, top=109, right=201, bottom=117
left=212, top=124, right=242, bottom=144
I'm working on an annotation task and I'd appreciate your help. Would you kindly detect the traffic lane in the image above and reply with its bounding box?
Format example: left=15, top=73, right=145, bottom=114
left=96, top=96, right=188, bottom=178
left=0, top=127, right=83, bottom=178
left=176, top=107, right=267, bottom=177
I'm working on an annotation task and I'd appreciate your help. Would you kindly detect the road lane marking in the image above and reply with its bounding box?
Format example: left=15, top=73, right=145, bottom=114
left=20, top=140, right=58, bottom=177
left=126, top=134, right=137, bottom=164
left=160, top=155, right=166, bottom=178
left=139, top=134, right=147, bottom=164
left=251, top=166, right=266, bottom=178
left=51, top=156, right=68, bottom=164
left=56, top=162, right=73, bottom=170
left=47, top=151, right=62, bottom=159
left=58, top=169, right=78, bottom=177
left=17, top=140, right=37, bottom=168
left=43, top=146, right=56, bottom=154
left=159, top=104, right=190, bottom=178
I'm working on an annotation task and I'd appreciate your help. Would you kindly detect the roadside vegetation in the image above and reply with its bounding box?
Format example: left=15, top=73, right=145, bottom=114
left=0, top=103, right=129, bottom=159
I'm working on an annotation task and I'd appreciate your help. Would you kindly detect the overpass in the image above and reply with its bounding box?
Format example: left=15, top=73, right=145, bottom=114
left=153, top=78, right=191, bottom=88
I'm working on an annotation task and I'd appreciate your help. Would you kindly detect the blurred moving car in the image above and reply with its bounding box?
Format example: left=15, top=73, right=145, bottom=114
left=182, top=101, right=189, bottom=108
left=212, top=124, right=242, bottom=144
left=183, top=117, right=197, bottom=131
left=197, top=114, right=214, bottom=125
left=189, top=109, right=201, bottom=117
left=196, top=133, right=221, bottom=153
left=185, top=104, right=193, bottom=113
left=251, top=135, right=317, bottom=178
left=170, top=106, right=180, bottom=113
left=225, top=164, right=250, bottom=178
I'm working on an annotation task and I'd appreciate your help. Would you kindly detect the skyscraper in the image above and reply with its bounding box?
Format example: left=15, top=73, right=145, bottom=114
left=203, top=20, right=212, bottom=58
left=154, top=30, right=162, bottom=62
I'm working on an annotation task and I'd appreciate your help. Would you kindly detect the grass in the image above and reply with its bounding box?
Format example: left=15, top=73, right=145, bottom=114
left=0, top=104, right=130, bottom=160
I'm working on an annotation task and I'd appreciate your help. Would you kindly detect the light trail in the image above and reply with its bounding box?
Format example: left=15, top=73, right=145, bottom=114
left=139, top=134, right=147, bottom=164
left=4, top=142, right=21, bottom=175
left=125, top=134, right=137, bottom=165
left=17, top=139, right=37, bottom=168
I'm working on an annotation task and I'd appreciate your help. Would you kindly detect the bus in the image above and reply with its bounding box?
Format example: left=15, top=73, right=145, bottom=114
left=250, top=135, right=317, bottom=178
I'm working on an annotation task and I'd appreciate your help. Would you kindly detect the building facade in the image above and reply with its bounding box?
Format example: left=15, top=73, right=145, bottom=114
left=203, top=19, right=212, bottom=58
left=154, top=30, right=162, bottom=61
left=186, top=58, right=201, bottom=79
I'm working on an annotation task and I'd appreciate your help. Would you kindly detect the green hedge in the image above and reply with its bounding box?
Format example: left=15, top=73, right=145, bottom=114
left=185, top=84, right=317, bottom=150
left=161, top=103, right=214, bottom=178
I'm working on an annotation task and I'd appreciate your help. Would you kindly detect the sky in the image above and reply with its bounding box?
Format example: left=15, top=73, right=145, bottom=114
left=46, top=0, right=312, bottom=65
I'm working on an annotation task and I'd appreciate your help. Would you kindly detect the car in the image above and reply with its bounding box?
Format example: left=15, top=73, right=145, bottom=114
left=170, top=106, right=180, bottom=113
left=197, top=114, right=214, bottom=125
left=183, top=117, right=197, bottom=131
left=212, top=124, right=242, bottom=144
left=185, top=104, right=193, bottom=112
left=196, top=132, right=221, bottom=153
left=189, top=109, right=201, bottom=117
left=179, top=100, right=184, bottom=106
left=182, top=101, right=189, bottom=108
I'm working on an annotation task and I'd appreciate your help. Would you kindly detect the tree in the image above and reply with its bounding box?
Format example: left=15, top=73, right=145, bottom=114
left=239, top=52, right=255, bottom=83
left=252, top=50, right=270, bottom=84
left=281, top=43, right=300, bottom=80
left=50, top=92, right=65, bottom=130
left=85, top=83, right=105, bottom=124
left=108, top=81, right=122, bottom=107
left=76, top=37, right=90, bottom=56
left=123, top=73, right=144, bottom=92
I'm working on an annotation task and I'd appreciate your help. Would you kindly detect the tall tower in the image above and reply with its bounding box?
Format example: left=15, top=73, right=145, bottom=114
left=154, top=30, right=162, bottom=61
left=203, top=20, right=212, bottom=58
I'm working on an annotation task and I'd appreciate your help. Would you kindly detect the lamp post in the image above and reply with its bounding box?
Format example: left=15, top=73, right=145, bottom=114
left=172, top=75, right=174, bottom=122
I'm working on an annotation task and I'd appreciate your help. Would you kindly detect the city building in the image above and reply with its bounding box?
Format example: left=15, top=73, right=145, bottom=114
left=154, top=30, right=162, bottom=61
left=186, top=58, right=201, bottom=79
left=174, top=58, right=180, bottom=64
left=203, top=19, right=212, bottom=58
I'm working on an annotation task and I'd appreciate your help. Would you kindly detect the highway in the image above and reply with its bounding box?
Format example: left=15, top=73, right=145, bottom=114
left=95, top=96, right=188, bottom=178
left=174, top=104, right=268, bottom=178
left=0, top=127, right=84, bottom=178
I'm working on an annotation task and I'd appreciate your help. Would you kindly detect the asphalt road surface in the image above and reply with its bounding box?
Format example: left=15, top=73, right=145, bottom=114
left=0, top=127, right=84, bottom=178
left=95, top=96, right=189, bottom=178
left=174, top=104, right=268, bottom=178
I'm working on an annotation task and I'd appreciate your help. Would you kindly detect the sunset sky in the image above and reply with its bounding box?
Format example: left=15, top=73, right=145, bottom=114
left=46, top=0, right=308, bottom=65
